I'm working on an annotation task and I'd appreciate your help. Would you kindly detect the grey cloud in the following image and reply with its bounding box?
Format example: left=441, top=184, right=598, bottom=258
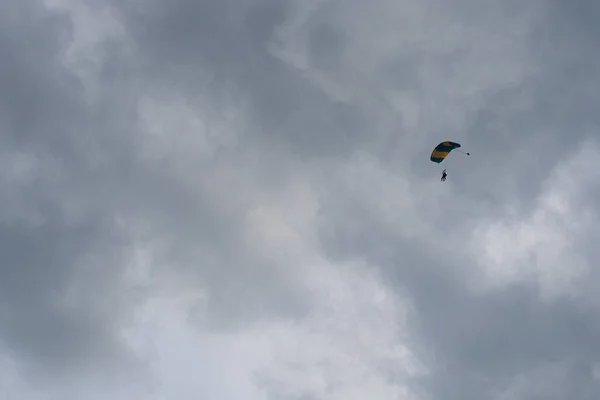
left=321, top=200, right=600, bottom=400
left=114, top=0, right=372, bottom=159
left=0, top=0, right=143, bottom=381
left=3, top=0, right=600, bottom=398
left=121, top=1, right=600, bottom=397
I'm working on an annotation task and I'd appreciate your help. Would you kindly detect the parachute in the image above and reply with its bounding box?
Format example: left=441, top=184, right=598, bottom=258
left=430, top=141, right=469, bottom=163
left=430, top=141, right=470, bottom=181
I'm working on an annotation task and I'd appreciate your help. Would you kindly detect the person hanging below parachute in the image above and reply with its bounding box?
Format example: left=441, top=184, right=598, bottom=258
left=430, top=141, right=469, bottom=181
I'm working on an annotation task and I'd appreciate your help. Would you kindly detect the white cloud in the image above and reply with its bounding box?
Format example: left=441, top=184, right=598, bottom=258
left=120, top=258, right=423, bottom=400
left=115, top=167, right=425, bottom=399
left=469, top=139, right=599, bottom=299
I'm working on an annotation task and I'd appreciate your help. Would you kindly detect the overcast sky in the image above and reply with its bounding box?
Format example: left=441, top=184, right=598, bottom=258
left=2, top=0, right=600, bottom=399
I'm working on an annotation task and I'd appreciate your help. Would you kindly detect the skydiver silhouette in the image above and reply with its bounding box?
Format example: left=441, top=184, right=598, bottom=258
left=441, top=169, right=447, bottom=181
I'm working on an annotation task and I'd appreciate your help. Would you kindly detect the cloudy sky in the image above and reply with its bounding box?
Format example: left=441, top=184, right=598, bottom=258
left=2, top=0, right=600, bottom=398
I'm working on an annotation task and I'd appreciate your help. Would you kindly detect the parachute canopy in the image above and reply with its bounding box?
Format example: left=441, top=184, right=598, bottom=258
left=430, top=141, right=462, bottom=163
